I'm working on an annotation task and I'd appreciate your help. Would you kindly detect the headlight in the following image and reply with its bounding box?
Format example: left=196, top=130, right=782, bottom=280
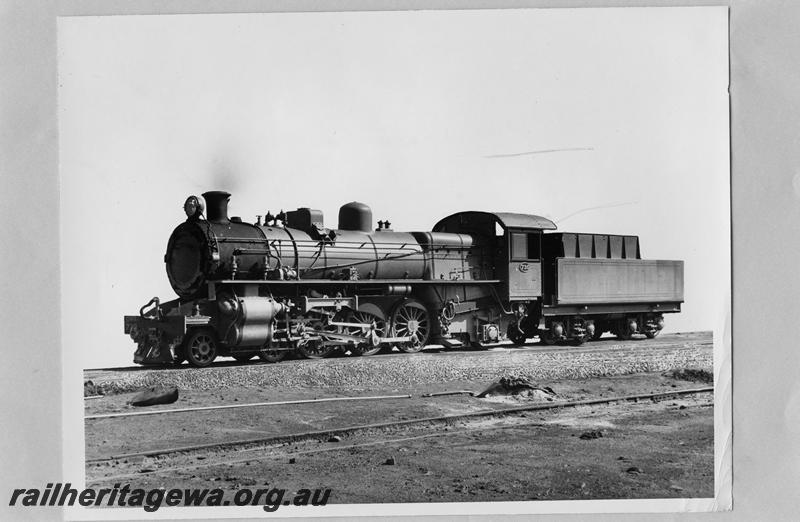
left=184, top=195, right=204, bottom=218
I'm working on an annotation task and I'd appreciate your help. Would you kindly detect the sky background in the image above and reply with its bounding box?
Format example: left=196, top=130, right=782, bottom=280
left=58, top=8, right=729, bottom=369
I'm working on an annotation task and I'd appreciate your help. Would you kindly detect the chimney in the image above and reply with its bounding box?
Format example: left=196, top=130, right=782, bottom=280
left=202, top=191, right=231, bottom=224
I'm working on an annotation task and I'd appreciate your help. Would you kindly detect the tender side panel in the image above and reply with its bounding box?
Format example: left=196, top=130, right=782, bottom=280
left=555, top=258, right=684, bottom=304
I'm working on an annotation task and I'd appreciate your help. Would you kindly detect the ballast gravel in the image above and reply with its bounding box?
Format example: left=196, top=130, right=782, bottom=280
left=90, top=338, right=712, bottom=395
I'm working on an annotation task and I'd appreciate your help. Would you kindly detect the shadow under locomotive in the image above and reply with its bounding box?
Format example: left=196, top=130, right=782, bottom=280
left=124, top=191, right=684, bottom=368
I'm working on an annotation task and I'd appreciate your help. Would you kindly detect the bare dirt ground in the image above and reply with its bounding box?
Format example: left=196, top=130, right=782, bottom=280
left=84, top=332, right=714, bottom=504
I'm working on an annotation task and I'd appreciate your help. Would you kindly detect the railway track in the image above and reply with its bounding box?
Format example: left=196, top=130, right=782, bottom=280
left=85, top=394, right=415, bottom=420
left=85, top=332, right=712, bottom=376
left=86, top=386, right=713, bottom=484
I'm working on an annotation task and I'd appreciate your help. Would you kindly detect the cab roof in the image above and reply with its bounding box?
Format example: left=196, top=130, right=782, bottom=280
left=433, top=211, right=557, bottom=234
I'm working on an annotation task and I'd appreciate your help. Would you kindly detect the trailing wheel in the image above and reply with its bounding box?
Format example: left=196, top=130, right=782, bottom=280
left=347, top=310, right=387, bottom=356
left=540, top=321, right=564, bottom=346
left=183, top=328, right=218, bottom=368
left=391, top=299, right=431, bottom=353
left=507, top=322, right=528, bottom=346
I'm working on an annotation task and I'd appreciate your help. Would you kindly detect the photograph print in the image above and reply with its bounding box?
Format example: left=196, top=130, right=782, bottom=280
left=58, top=7, right=730, bottom=517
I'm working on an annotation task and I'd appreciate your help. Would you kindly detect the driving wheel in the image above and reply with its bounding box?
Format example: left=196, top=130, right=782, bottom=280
left=347, top=309, right=387, bottom=356
left=390, top=299, right=431, bottom=353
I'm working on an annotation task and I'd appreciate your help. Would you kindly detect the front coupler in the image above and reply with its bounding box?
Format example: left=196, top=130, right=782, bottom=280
left=124, top=297, right=206, bottom=365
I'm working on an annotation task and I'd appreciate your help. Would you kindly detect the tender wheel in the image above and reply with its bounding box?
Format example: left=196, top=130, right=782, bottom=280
left=183, top=329, right=218, bottom=368
left=571, top=335, right=587, bottom=346
left=391, top=299, right=431, bottom=353
left=507, top=322, right=528, bottom=346
left=644, top=315, right=664, bottom=339
left=617, top=318, right=638, bottom=340
left=616, top=330, right=633, bottom=340
left=644, top=329, right=661, bottom=339
left=571, top=320, right=594, bottom=346
left=259, top=347, right=286, bottom=363
left=347, top=310, right=387, bottom=356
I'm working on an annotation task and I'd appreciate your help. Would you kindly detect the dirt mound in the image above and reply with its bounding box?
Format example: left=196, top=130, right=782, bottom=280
left=663, top=368, right=713, bottom=384
left=127, top=386, right=179, bottom=407
left=476, top=376, right=556, bottom=399
left=84, top=380, right=105, bottom=397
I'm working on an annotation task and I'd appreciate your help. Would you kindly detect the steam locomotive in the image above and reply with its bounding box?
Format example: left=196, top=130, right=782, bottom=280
left=124, top=191, right=684, bottom=367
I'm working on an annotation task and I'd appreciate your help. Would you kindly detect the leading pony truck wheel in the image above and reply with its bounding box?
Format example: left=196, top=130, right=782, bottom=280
left=507, top=322, right=528, bottom=346
left=182, top=328, right=218, bottom=368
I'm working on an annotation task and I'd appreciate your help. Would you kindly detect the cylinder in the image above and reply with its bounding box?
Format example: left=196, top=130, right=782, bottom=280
left=234, top=297, right=286, bottom=346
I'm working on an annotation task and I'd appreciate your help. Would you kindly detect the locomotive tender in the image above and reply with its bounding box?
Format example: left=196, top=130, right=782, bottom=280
left=124, top=191, right=684, bottom=367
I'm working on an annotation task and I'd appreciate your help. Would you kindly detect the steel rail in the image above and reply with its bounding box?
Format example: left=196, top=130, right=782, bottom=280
left=88, top=432, right=453, bottom=483
left=83, top=336, right=712, bottom=373
left=85, top=394, right=413, bottom=421
left=421, top=390, right=476, bottom=397
left=85, top=386, right=713, bottom=463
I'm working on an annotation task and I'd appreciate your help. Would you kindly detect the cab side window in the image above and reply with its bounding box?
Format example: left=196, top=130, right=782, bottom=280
left=511, top=232, right=541, bottom=260
left=527, top=233, right=541, bottom=259
left=511, top=233, right=528, bottom=260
